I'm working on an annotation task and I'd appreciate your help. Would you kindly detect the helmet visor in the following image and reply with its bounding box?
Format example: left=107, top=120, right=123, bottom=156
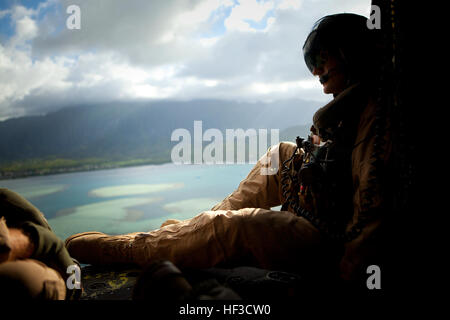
left=303, top=30, right=323, bottom=73
left=303, top=31, right=329, bottom=73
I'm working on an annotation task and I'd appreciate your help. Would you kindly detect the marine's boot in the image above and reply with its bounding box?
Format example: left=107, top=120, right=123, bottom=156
left=65, top=232, right=138, bottom=266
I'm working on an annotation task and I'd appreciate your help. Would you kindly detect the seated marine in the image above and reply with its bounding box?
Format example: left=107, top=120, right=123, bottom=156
left=66, top=13, right=390, bottom=291
left=0, top=13, right=391, bottom=299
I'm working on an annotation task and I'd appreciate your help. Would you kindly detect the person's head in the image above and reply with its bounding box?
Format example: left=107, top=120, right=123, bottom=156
left=303, top=13, right=380, bottom=96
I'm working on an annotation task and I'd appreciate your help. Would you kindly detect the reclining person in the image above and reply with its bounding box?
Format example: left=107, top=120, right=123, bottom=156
left=0, top=189, right=81, bottom=300
left=65, top=13, right=391, bottom=290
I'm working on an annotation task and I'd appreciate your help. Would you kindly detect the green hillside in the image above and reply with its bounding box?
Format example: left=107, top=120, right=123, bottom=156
left=0, top=99, right=319, bottom=179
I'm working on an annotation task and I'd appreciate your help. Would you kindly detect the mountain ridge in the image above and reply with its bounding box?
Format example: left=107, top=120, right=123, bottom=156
left=0, top=98, right=320, bottom=179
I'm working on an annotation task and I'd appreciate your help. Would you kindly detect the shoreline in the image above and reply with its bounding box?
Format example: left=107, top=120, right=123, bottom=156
left=0, top=159, right=256, bottom=181
left=0, top=159, right=171, bottom=181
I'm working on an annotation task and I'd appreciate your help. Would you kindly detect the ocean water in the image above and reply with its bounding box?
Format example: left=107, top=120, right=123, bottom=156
left=0, top=163, right=255, bottom=240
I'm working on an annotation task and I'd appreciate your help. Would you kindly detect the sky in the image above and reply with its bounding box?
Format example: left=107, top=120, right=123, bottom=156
left=0, top=0, right=372, bottom=120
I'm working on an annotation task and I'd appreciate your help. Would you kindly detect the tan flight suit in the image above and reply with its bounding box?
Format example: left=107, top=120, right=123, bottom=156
left=128, top=141, right=332, bottom=276
left=66, top=82, right=392, bottom=286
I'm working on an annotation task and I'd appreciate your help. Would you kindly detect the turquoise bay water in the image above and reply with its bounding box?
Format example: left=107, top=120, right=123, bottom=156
left=0, top=163, right=254, bottom=240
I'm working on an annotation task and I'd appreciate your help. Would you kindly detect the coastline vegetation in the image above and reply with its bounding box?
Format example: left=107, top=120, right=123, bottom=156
left=0, top=157, right=171, bottom=180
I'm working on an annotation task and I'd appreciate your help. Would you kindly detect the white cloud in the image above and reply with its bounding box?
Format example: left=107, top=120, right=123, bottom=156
left=0, top=0, right=372, bottom=119
left=3, top=5, right=39, bottom=48
left=251, top=79, right=320, bottom=94
left=278, top=0, right=303, bottom=10
left=224, top=0, right=275, bottom=32
left=0, top=43, right=71, bottom=106
left=15, top=16, right=38, bottom=41
left=176, top=0, right=224, bottom=27
left=10, top=5, right=35, bottom=21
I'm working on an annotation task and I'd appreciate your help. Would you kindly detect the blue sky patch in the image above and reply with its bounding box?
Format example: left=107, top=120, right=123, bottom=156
left=199, top=2, right=234, bottom=38
left=244, top=8, right=275, bottom=30
left=0, top=14, right=14, bottom=43
left=0, top=0, right=62, bottom=42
